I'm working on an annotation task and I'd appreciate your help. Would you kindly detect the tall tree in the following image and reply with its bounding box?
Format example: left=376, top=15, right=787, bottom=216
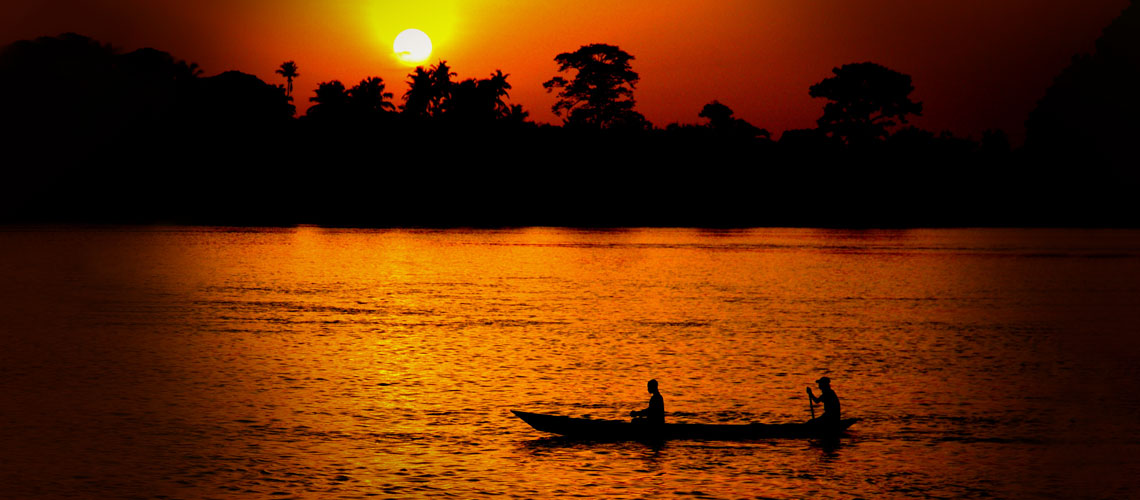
left=446, top=70, right=514, bottom=122
left=348, top=76, right=395, bottom=115
left=401, top=66, right=433, bottom=119
left=306, top=80, right=348, bottom=118
left=429, top=60, right=456, bottom=115
left=275, top=61, right=299, bottom=97
left=482, top=69, right=512, bottom=117
left=809, top=62, right=922, bottom=146
left=543, top=44, right=647, bottom=129
left=401, top=61, right=455, bottom=119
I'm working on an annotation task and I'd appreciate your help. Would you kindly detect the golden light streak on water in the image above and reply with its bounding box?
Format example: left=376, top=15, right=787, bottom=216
left=1, top=227, right=1138, bottom=498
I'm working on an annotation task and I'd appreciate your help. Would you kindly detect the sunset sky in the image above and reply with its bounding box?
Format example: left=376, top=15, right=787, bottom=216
left=1, top=0, right=1130, bottom=142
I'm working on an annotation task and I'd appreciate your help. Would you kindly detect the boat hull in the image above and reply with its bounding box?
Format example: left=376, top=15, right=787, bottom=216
left=512, top=410, right=858, bottom=441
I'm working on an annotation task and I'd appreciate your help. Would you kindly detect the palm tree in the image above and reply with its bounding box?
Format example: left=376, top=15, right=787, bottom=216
left=447, top=71, right=513, bottom=123
left=348, top=77, right=396, bottom=115
left=427, top=61, right=456, bottom=118
left=402, top=66, right=433, bottom=119
left=402, top=62, right=455, bottom=119
left=276, top=61, right=299, bottom=97
left=504, top=104, right=529, bottom=125
left=307, top=80, right=348, bottom=118
left=480, top=70, right=512, bottom=118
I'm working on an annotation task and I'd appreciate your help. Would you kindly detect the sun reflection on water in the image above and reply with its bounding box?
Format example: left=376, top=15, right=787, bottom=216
left=1, top=228, right=1138, bottom=498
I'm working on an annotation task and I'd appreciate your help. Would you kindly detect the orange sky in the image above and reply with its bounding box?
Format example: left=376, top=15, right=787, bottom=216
left=1, top=0, right=1130, bottom=142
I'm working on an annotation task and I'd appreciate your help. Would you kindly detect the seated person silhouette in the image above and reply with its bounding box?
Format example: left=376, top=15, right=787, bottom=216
left=629, top=379, right=665, bottom=424
left=807, top=376, right=841, bottom=425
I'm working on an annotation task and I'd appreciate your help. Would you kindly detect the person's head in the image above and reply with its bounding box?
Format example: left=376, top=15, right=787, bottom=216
left=647, top=379, right=659, bottom=393
left=816, top=376, right=831, bottom=390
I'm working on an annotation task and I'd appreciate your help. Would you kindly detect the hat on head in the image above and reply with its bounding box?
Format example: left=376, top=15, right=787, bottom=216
left=816, top=376, right=831, bottom=385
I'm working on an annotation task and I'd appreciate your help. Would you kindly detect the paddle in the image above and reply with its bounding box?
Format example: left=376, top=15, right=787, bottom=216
left=806, top=387, right=815, bottom=420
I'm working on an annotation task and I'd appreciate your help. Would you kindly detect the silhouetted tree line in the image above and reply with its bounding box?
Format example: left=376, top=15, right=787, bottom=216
left=1, top=3, right=1136, bottom=227
left=1026, top=0, right=1138, bottom=174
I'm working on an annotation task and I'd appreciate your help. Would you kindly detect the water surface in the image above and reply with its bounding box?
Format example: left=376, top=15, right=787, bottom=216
left=1, top=227, right=1138, bottom=498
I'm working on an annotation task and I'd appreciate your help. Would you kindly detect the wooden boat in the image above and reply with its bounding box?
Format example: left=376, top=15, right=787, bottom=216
left=512, top=410, right=858, bottom=441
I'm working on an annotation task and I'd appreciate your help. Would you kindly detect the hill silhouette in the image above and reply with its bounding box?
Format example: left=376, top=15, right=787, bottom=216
left=0, top=29, right=1135, bottom=228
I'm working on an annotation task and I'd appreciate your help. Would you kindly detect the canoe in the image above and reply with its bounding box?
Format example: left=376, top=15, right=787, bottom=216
left=512, top=410, right=858, bottom=441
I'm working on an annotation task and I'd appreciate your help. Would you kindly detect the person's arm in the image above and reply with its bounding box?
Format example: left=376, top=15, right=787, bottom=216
left=807, top=387, right=820, bottom=404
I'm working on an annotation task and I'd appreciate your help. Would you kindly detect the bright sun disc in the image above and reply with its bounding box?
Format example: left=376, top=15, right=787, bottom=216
left=394, top=29, right=432, bottom=64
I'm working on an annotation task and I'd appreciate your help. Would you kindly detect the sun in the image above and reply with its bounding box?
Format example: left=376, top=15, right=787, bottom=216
left=394, top=29, right=432, bottom=64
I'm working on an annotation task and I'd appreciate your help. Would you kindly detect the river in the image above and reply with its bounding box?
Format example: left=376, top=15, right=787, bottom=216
left=1, top=227, right=1138, bottom=499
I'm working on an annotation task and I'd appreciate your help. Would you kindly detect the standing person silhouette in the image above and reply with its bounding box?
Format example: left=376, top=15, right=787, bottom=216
left=630, top=379, right=665, bottom=424
left=807, top=376, right=841, bottom=425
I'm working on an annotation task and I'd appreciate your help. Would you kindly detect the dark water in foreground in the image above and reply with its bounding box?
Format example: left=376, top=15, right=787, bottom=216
left=1, top=227, right=1138, bottom=499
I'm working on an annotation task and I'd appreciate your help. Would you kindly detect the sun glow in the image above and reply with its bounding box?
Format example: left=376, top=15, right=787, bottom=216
left=394, top=29, right=433, bottom=64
